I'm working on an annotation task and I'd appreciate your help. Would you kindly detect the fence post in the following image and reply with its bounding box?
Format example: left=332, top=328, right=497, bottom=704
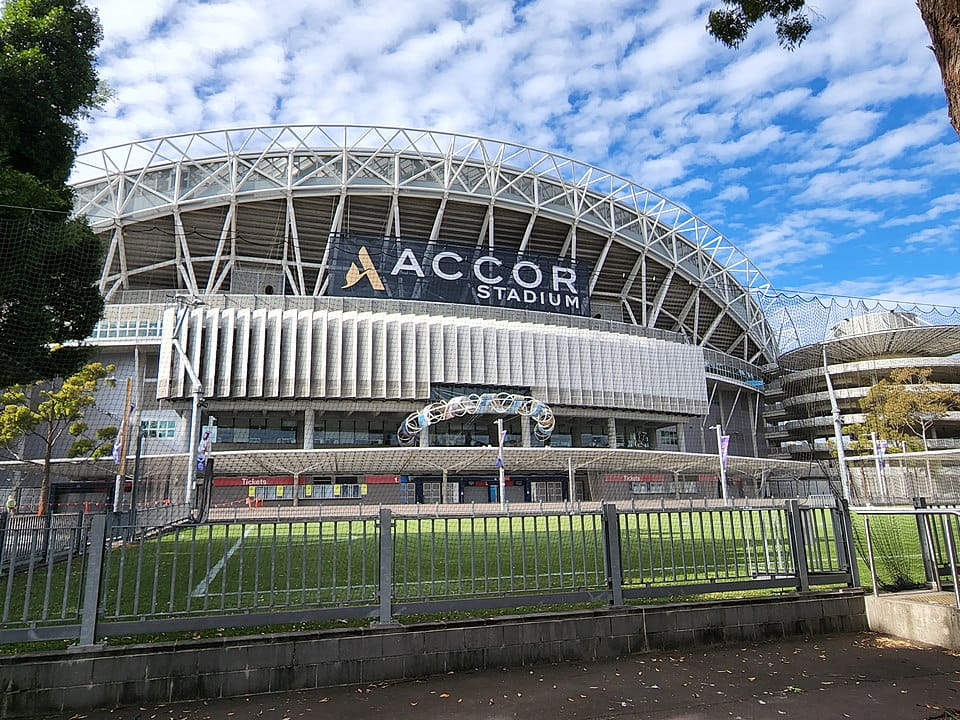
left=377, top=508, right=395, bottom=624
left=601, top=503, right=624, bottom=606
left=77, top=513, right=108, bottom=647
left=913, top=497, right=938, bottom=590
left=836, top=498, right=860, bottom=588
left=787, top=500, right=810, bottom=592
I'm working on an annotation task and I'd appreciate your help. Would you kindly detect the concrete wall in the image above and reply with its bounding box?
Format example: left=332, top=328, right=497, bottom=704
left=865, top=592, right=960, bottom=650
left=0, top=591, right=866, bottom=719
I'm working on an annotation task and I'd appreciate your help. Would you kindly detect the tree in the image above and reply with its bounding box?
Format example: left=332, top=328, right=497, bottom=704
left=0, top=0, right=106, bottom=388
left=707, top=1, right=960, bottom=139
left=0, top=0, right=104, bottom=186
left=0, top=362, right=116, bottom=515
left=858, top=366, right=958, bottom=451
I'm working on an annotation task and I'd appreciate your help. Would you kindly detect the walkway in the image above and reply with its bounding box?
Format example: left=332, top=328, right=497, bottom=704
left=38, top=632, right=960, bottom=720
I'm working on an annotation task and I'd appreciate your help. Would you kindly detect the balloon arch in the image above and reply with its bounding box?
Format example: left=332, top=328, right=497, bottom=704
left=398, top=393, right=555, bottom=445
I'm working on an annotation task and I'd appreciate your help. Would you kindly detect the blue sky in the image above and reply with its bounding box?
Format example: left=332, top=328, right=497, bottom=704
left=80, top=0, right=960, bottom=306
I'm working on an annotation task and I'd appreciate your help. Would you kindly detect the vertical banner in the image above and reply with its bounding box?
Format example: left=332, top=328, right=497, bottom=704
left=719, top=435, right=730, bottom=471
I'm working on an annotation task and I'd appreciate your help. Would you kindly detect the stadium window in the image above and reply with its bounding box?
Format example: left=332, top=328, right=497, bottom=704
left=617, top=422, right=650, bottom=449
left=658, top=428, right=679, bottom=447
left=579, top=422, right=608, bottom=448
left=539, top=419, right=572, bottom=447
left=141, top=419, right=177, bottom=438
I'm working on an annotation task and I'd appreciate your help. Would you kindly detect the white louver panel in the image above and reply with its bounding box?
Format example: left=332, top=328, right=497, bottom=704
left=157, top=307, right=709, bottom=414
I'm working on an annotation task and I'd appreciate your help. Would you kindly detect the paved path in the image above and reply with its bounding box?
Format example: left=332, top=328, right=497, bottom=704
left=40, top=632, right=960, bottom=720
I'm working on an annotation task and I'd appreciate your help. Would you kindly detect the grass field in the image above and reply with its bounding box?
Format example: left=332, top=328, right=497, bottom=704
left=0, top=506, right=867, bottom=633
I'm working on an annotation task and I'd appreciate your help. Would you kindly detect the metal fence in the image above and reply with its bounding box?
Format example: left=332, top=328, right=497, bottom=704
left=859, top=506, right=960, bottom=608
left=845, top=449, right=960, bottom=506
left=0, top=513, right=90, bottom=569
left=0, top=501, right=859, bottom=646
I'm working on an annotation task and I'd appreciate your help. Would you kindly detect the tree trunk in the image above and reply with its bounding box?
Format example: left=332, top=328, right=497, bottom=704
left=38, top=429, right=52, bottom=516
left=918, top=0, right=960, bottom=138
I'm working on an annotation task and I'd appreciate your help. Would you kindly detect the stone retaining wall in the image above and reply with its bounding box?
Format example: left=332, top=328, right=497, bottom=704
left=0, top=591, right=867, bottom=719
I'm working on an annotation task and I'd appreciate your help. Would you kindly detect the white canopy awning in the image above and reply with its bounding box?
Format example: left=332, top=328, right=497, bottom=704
left=0, top=447, right=823, bottom=481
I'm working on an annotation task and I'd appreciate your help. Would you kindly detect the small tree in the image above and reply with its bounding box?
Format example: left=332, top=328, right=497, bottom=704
left=859, top=367, right=958, bottom=451
left=0, top=361, right=116, bottom=515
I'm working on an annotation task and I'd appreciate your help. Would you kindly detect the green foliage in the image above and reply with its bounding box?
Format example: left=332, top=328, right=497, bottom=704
left=707, top=0, right=813, bottom=50
left=0, top=0, right=107, bottom=387
left=0, top=362, right=116, bottom=513
left=0, top=0, right=104, bottom=185
left=858, top=367, right=958, bottom=451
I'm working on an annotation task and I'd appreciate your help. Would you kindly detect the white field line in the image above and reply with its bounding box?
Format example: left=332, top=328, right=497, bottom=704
left=191, top=525, right=256, bottom=598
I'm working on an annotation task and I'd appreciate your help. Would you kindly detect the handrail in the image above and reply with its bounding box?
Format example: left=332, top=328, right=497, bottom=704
left=855, top=507, right=960, bottom=608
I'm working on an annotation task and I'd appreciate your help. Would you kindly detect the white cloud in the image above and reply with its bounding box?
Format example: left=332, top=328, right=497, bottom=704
left=817, top=110, right=884, bottom=147
left=76, top=0, right=960, bottom=310
left=892, top=226, right=957, bottom=253
left=796, top=172, right=929, bottom=204
left=842, top=111, right=947, bottom=168
left=884, top=192, right=960, bottom=227
left=715, top=184, right=748, bottom=202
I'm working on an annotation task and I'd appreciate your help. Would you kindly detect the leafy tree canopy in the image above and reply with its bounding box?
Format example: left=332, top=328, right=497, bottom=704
left=0, top=0, right=106, bottom=387
left=0, top=0, right=104, bottom=186
left=856, top=366, right=959, bottom=452
left=707, top=0, right=813, bottom=51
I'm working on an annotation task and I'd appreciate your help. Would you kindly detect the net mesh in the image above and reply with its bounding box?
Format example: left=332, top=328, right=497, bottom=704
left=758, top=290, right=960, bottom=506
left=2, top=196, right=959, bottom=517
left=0, top=209, right=185, bottom=516
left=758, top=290, right=960, bottom=354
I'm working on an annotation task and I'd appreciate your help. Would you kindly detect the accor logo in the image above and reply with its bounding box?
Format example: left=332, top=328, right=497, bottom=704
left=342, top=246, right=385, bottom=291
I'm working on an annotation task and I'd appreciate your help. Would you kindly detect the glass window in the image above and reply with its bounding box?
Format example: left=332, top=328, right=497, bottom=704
left=617, top=422, right=650, bottom=449
left=217, top=414, right=297, bottom=444
left=539, top=419, right=572, bottom=447
left=579, top=422, right=608, bottom=448
left=434, top=420, right=490, bottom=447
left=658, top=428, right=679, bottom=447
left=141, top=419, right=177, bottom=438
left=422, top=482, right=441, bottom=503
left=314, top=414, right=402, bottom=448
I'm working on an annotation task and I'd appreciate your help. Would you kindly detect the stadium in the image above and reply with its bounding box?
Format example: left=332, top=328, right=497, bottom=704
left=12, top=125, right=829, bottom=507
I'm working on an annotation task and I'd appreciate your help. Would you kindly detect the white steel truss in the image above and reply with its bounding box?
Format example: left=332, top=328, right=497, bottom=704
left=72, top=124, right=777, bottom=362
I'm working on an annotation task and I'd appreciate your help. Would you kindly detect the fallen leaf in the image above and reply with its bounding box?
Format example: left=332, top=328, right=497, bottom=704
left=439, top=694, right=449, bottom=698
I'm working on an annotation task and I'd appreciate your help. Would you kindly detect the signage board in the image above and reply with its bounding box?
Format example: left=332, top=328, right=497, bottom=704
left=327, top=234, right=591, bottom=317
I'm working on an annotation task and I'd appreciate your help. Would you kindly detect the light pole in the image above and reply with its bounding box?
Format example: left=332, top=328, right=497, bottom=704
left=709, top=424, right=729, bottom=504
left=823, top=346, right=851, bottom=501
left=495, top=417, right=506, bottom=509
left=170, top=296, right=204, bottom=507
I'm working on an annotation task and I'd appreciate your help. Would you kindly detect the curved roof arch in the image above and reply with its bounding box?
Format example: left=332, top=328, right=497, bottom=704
left=71, top=124, right=776, bottom=363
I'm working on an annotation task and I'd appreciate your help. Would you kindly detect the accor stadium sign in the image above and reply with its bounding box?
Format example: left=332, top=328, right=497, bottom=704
left=327, top=234, right=591, bottom=317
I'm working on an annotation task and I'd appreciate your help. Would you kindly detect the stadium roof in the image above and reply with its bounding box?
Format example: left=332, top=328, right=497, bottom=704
left=71, top=124, right=777, bottom=363
left=778, top=324, right=960, bottom=370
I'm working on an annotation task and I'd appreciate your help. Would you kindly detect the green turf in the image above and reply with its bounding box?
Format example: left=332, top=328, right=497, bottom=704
left=1, top=506, right=859, bottom=634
